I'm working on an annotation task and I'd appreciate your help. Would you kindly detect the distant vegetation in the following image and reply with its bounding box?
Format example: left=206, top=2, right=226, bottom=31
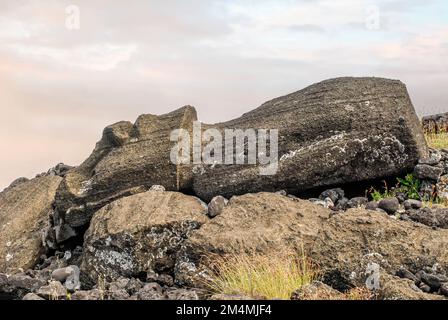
left=425, top=129, right=448, bottom=149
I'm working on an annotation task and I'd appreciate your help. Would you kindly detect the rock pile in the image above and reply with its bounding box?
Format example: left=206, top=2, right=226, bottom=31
left=1, top=77, right=447, bottom=300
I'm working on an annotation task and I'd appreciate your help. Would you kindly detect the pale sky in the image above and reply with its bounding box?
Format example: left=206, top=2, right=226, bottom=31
left=1, top=0, right=447, bottom=189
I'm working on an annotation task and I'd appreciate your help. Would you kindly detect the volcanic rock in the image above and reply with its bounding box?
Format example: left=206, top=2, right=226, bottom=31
left=193, top=77, right=427, bottom=201
left=81, top=191, right=208, bottom=286
left=0, top=176, right=62, bottom=273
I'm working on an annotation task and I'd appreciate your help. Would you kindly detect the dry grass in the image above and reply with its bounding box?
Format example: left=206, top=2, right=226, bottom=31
left=425, top=130, right=448, bottom=149
left=343, top=287, right=375, bottom=300
left=204, top=249, right=319, bottom=300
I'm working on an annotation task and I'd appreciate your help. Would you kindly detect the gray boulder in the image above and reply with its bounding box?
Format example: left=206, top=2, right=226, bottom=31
left=414, top=164, right=443, bottom=181
left=311, top=209, right=448, bottom=291
left=378, top=197, right=400, bottom=214
left=193, top=77, right=427, bottom=201
left=207, top=196, right=228, bottom=218
left=174, top=193, right=331, bottom=287
left=80, top=191, right=208, bottom=286
left=403, top=199, right=423, bottom=210
left=319, top=188, right=345, bottom=204
left=406, top=208, right=448, bottom=229
left=347, top=197, right=368, bottom=209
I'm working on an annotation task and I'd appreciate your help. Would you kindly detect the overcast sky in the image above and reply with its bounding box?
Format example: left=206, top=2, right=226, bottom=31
left=0, top=0, right=447, bottom=189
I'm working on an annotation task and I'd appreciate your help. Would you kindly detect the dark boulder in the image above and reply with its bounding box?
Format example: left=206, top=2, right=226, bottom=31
left=378, top=197, right=400, bottom=214
left=407, top=207, right=448, bottom=229
left=193, top=77, right=427, bottom=201
left=414, top=164, right=443, bottom=181
left=80, top=191, right=208, bottom=286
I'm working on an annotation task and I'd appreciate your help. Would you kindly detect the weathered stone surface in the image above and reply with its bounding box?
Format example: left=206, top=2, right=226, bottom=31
left=54, top=106, right=197, bottom=233
left=420, top=271, right=448, bottom=291
left=377, top=271, right=444, bottom=300
left=3, top=177, right=29, bottom=192
left=406, top=207, right=448, bottom=229
left=174, top=193, right=331, bottom=287
left=414, top=164, right=443, bottom=181
left=193, top=77, right=427, bottom=201
left=71, top=289, right=103, bottom=300
left=81, top=191, right=208, bottom=285
left=136, top=282, right=165, bottom=300
left=51, top=266, right=74, bottom=282
left=365, top=201, right=379, bottom=211
left=346, top=197, right=368, bottom=209
left=0, top=175, right=62, bottom=273
left=310, top=209, right=448, bottom=291
left=47, top=163, right=74, bottom=178
left=403, top=199, right=423, bottom=210
left=291, top=281, right=345, bottom=300
left=440, top=283, right=448, bottom=297
left=207, top=196, right=228, bottom=218
left=378, top=197, right=400, bottom=214
left=319, top=188, right=345, bottom=204
left=36, top=281, right=67, bottom=300
left=0, top=273, right=46, bottom=299
left=22, top=293, right=45, bottom=300
left=165, top=288, right=200, bottom=300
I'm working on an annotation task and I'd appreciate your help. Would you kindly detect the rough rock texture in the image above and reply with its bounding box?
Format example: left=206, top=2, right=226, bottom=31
left=0, top=176, right=62, bottom=273
left=207, top=196, right=228, bottom=218
left=54, top=106, right=197, bottom=238
left=406, top=208, right=448, bottom=229
left=291, top=281, right=346, bottom=300
left=193, top=77, right=427, bottom=201
left=22, top=293, right=45, bottom=300
left=0, top=273, right=46, bottom=299
left=414, top=164, right=443, bottom=181
left=422, top=111, right=448, bottom=133
left=174, top=193, right=331, bottom=287
left=378, top=197, right=400, bottom=214
left=36, top=281, right=67, bottom=300
left=377, top=271, right=444, bottom=300
left=311, top=209, right=448, bottom=291
left=81, top=191, right=208, bottom=285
